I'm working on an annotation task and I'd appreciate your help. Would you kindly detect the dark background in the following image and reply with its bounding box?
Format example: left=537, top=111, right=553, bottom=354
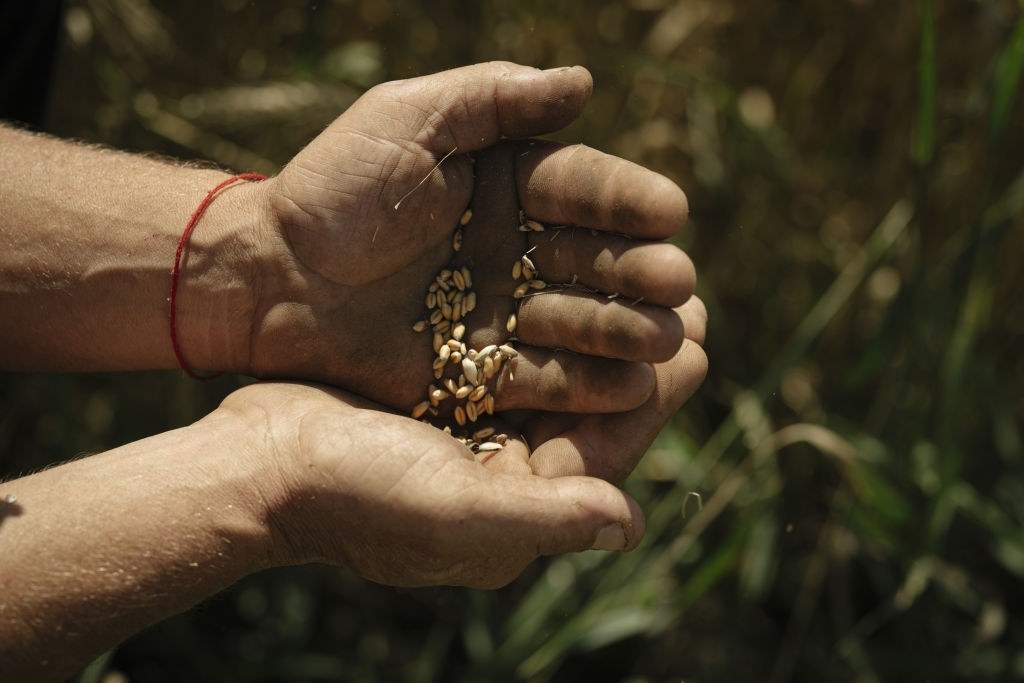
left=2, top=0, right=1022, bottom=681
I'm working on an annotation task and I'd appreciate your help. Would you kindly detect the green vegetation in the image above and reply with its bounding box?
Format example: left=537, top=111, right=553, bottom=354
left=2, top=0, right=1021, bottom=680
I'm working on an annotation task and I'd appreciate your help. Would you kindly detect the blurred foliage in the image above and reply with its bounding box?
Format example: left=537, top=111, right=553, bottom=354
left=1, top=0, right=1022, bottom=680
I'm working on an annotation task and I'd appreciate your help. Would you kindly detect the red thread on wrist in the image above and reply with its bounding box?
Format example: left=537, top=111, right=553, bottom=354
left=170, top=172, right=267, bottom=380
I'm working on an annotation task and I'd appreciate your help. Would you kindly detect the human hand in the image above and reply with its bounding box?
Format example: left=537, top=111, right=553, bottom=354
left=216, top=295, right=705, bottom=587
left=244, top=62, right=694, bottom=416
left=220, top=382, right=644, bottom=588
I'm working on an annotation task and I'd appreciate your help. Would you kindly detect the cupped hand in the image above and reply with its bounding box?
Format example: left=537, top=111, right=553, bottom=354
left=215, top=296, right=705, bottom=588
left=247, top=62, right=694, bottom=416
left=217, top=381, right=645, bottom=589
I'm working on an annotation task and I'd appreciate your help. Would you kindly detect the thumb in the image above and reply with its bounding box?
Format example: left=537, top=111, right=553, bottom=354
left=479, top=474, right=647, bottom=558
left=362, top=62, right=593, bottom=155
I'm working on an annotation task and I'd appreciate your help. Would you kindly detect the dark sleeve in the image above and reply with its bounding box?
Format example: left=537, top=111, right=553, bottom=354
left=0, top=0, right=65, bottom=128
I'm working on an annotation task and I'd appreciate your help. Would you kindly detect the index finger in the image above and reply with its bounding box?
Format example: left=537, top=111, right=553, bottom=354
left=515, top=140, right=690, bottom=240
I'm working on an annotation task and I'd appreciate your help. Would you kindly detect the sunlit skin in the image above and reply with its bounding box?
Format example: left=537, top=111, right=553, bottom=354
left=0, top=63, right=708, bottom=680
left=251, top=63, right=697, bottom=414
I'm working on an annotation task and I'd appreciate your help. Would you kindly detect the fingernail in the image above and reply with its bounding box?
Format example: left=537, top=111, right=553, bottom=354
left=590, top=523, right=627, bottom=551
left=543, top=65, right=576, bottom=74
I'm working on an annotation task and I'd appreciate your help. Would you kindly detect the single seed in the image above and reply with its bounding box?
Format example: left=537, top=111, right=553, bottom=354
left=454, top=406, right=467, bottom=426
left=461, top=266, right=473, bottom=289
left=445, top=378, right=458, bottom=394
left=460, top=208, right=473, bottom=225
left=430, top=388, right=448, bottom=404
left=467, top=349, right=478, bottom=361
left=464, top=291, right=477, bottom=314
left=451, top=290, right=465, bottom=305
left=521, top=254, right=536, bottom=273
left=513, top=282, right=530, bottom=299
left=443, top=425, right=452, bottom=434
left=462, top=357, right=479, bottom=385
left=483, top=356, right=495, bottom=379
left=412, top=320, right=427, bottom=333
left=429, top=309, right=444, bottom=325
left=506, top=313, right=517, bottom=333
left=432, top=319, right=451, bottom=334
left=441, top=301, right=454, bottom=320
left=485, top=395, right=496, bottom=415
left=512, top=260, right=523, bottom=280
left=426, top=291, right=437, bottom=309
left=434, top=366, right=444, bottom=380
left=466, top=401, right=479, bottom=423
left=473, top=426, right=496, bottom=440
left=529, top=280, right=547, bottom=290
left=526, top=219, right=545, bottom=232
left=447, top=339, right=461, bottom=351
left=455, top=384, right=473, bottom=399
left=452, top=322, right=465, bottom=341
left=478, top=344, right=497, bottom=360
left=452, top=228, right=463, bottom=251
left=493, top=432, right=507, bottom=444
left=438, top=345, right=451, bottom=361
left=469, top=385, right=488, bottom=402
left=411, top=401, right=430, bottom=419
left=499, top=344, right=517, bottom=358
left=429, top=281, right=439, bottom=293
left=452, top=269, right=466, bottom=291
left=450, top=351, right=463, bottom=364
left=523, top=265, right=536, bottom=280
left=432, top=333, right=444, bottom=353
left=460, top=343, right=467, bottom=355
left=476, top=441, right=502, bottom=452
left=432, top=356, right=447, bottom=371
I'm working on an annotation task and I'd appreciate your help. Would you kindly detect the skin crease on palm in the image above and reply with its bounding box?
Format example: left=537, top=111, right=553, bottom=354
left=245, top=63, right=697, bottom=417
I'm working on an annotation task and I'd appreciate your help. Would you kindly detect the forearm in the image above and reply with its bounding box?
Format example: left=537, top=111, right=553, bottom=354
left=0, top=415, right=275, bottom=680
left=0, top=124, right=268, bottom=373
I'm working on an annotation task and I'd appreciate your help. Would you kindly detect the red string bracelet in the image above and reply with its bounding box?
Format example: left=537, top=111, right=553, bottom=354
left=169, top=172, right=267, bottom=380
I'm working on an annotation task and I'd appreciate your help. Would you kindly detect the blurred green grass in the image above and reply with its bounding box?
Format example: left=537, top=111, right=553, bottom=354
left=2, top=0, right=1021, bottom=680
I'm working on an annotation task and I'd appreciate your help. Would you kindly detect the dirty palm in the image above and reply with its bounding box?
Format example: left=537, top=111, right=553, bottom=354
left=249, top=65, right=695, bottom=432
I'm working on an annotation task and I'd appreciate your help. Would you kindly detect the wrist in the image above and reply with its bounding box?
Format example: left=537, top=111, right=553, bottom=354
left=185, top=403, right=287, bottom=571
left=205, top=384, right=318, bottom=568
left=172, top=173, right=274, bottom=376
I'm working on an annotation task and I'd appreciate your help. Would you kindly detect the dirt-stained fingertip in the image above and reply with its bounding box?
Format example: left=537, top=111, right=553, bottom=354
left=495, top=63, right=593, bottom=139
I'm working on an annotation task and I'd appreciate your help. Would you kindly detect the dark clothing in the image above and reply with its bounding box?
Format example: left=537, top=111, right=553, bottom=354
left=0, top=0, right=64, bottom=127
